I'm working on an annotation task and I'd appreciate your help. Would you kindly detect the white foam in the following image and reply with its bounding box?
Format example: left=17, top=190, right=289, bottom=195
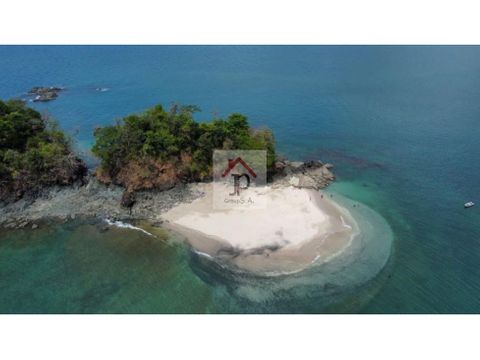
left=104, top=219, right=154, bottom=237
left=340, top=216, right=352, bottom=229
left=311, top=254, right=321, bottom=263
left=193, top=250, right=214, bottom=259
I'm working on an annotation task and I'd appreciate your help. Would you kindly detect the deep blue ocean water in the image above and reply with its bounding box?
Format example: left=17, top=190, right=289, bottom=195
left=1, top=46, right=480, bottom=313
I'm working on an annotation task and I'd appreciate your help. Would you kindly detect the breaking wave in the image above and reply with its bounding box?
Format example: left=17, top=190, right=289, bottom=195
left=104, top=219, right=155, bottom=237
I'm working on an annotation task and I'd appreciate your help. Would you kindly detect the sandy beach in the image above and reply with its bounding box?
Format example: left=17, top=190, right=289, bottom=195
left=162, top=183, right=359, bottom=274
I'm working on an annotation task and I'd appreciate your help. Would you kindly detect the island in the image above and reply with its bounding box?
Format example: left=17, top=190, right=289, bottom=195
left=1, top=100, right=360, bottom=275
left=28, top=86, right=64, bottom=102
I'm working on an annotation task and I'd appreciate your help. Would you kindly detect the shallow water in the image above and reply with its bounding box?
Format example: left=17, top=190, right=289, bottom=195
left=0, top=196, right=392, bottom=314
left=0, top=221, right=214, bottom=313
left=188, top=192, right=394, bottom=313
left=1, top=46, right=480, bottom=313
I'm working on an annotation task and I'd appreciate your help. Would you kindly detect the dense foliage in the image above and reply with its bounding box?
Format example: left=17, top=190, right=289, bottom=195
left=92, top=104, right=276, bottom=189
left=0, top=100, right=86, bottom=201
left=0, top=100, right=276, bottom=204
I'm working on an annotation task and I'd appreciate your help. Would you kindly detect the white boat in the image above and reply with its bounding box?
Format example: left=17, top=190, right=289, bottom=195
left=464, top=201, right=475, bottom=208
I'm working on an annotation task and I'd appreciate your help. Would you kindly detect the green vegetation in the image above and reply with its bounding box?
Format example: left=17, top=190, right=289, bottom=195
left=92, top=104, right=276, bottom=191
left=0, top=100, right=276, bottom=203
left=0, top=100, right=86, bottom=202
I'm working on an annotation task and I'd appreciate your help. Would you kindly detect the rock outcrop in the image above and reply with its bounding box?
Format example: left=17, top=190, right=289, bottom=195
left=28, top=86, right=64, bottom=102
left=0, top=159, right=335, bottom=229
left=0, top=174, right=198, bottom=230
left=271, top=159, right=335, bottom=190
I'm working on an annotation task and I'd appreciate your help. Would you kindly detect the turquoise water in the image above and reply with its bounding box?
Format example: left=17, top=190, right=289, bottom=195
left=1, top=46, right=480, bottom=313
left=0, top=198, right=393, bottom=314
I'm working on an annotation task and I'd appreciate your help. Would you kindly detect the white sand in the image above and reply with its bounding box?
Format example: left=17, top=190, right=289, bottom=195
left=162, top=183, right=357, bottom=273
left=174, top=186, right=328, bottom=249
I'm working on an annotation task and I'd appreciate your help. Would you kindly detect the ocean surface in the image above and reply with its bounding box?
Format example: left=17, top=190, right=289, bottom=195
left=1, top=46, right=479, bottom=313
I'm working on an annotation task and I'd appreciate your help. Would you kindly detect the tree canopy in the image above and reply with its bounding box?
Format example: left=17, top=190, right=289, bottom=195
left=0, top=100, right=86, bottom=201
left=92, top=104, right=276, bottom=185
left=0, top=100, right=276, bottom=201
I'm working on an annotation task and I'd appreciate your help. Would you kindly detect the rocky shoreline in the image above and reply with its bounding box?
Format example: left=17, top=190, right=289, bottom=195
left=0, top=160, right=334, bottom=230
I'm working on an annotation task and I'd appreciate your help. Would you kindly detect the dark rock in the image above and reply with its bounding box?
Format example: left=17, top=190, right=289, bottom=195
left=303, top=160, right=323, bottom=169
left=121, top=191, right=136, bottom=208
left=29, top=86, right=63, bottom=94
left=274, top=161, right=287, bottom=172
left=99, top=225, right=110, bottom=233
left=28, top=86, right=64, bottom=102
left=152, top=220, right=164, bottom=227
left=17, top=220, right=29, bottom=228
left=289, top=161, right=304, bottom=169
left=5, top=221, right=16, bottom=229
left=271, top=159, right=335, bottom=190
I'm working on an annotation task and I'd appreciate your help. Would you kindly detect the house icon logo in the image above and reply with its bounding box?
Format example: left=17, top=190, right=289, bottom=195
left=221, top=157, right=257, bottom=196
left=212, top=149, right=266, bottom=209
